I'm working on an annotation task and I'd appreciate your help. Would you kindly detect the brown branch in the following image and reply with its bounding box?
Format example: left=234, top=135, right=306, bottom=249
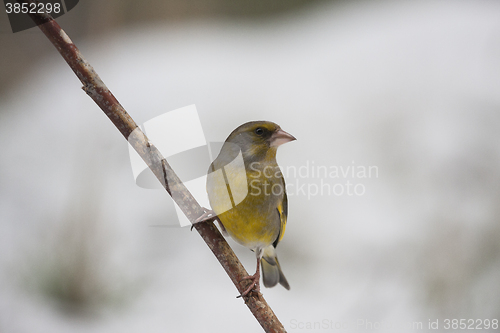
left=19, top=1, right=286, bottom=332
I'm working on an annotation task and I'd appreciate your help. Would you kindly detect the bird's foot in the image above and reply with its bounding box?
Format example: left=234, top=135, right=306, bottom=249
left=191, top=208, right=216, bottom=231
left=237, top=273, right=261, bottom=298
left=191, top=208, right=229, bottom=236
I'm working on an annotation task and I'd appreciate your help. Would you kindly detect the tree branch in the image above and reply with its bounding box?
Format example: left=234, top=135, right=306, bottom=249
left=19, top=1, right=286, bottom=332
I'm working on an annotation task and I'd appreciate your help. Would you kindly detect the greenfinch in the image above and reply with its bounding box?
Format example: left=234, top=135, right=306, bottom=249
left=197, top=121, right=295, bottom=297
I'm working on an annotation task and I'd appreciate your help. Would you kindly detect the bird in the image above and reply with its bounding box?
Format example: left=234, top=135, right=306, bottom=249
left=196, top=121, right=295, bottom=297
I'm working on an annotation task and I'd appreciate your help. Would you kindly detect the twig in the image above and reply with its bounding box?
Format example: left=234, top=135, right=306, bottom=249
left=19, top=1, right=286, bottom=332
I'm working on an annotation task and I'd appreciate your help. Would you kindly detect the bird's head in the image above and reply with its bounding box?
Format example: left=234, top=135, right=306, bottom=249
left=225, top=121, right=296, bottom=163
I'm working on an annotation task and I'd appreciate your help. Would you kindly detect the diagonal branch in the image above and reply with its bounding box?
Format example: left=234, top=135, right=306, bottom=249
left=19, top=1, right=286, bottom=332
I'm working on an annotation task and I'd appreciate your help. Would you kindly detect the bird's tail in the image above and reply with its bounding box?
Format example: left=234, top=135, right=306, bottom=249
left=261, top=245, right=290, bottom=290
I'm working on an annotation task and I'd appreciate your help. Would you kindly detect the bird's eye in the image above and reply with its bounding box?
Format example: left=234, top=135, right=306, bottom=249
left=254, top=127, right=264, bottom=136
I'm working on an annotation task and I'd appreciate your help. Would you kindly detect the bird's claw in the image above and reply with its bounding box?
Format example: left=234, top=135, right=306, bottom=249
left=236, top=274, right=260, bottom=298
left=191, top=208, right=215, bottom=231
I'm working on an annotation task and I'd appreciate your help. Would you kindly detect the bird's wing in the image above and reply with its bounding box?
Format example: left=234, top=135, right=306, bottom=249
left=273, top=177, right=288, bottom=248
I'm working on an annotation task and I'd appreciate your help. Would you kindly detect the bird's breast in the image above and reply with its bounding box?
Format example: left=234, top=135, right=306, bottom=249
left=207, top=161, right=283, bottom=250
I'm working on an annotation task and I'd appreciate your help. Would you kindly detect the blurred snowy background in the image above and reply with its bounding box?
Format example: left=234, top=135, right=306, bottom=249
left=1, top=0, right=500, bottom=332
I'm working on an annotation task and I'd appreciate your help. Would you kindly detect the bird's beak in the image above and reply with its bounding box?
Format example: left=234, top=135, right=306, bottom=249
left=270, top=128, right=296, bottom=147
